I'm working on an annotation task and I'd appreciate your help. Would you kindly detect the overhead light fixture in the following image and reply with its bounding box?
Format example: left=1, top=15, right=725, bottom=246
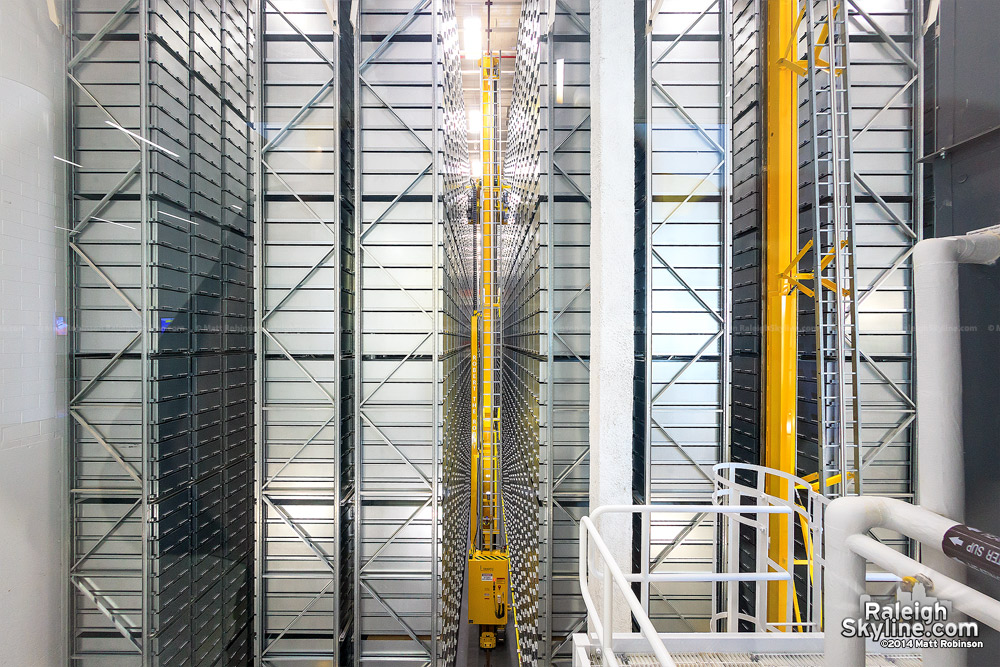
left=555, top=58, right=565, bottom=104
left=463, top=16, right=482, bottom=61
left=468, top=109, right=482, bottom=136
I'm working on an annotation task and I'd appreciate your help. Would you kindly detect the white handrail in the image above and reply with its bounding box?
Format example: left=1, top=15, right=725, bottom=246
left=580, top=504, right=792, bottom=667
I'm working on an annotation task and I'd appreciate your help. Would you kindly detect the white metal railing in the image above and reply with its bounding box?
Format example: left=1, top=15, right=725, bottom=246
left=713, top=462, right=830, bottom=632
left=580, top=504, right=793, bottom=667
left=580, top=467, right=942, bottom=666
left=826, top=495, right=1000, bottom=667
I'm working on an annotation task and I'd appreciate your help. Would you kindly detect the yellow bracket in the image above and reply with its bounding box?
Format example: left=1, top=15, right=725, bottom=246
left=800, top=470, right=856, bottom=492
left=777, top=3, right=844, bottom=77
left=780, top=240, right=850, bottom=298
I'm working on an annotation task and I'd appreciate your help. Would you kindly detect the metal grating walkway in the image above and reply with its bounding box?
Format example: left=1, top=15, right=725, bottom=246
left=591, top=653, right=922, bottom=666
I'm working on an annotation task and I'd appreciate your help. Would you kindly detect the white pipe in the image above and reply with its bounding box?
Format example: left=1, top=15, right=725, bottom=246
left=847, top=535, right=1000, bottom=629
left=825, top=496, right=1000, bottom=667
left=914, top=231, right=1000, bottom=527
left=914, top=229, right=1000, bottom=610
left=622, top=572, right=790, bottom=583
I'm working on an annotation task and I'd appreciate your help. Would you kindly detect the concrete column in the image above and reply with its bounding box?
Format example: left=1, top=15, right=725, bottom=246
left=0, top=0, right=68, bottom=665
left=589, top=0, right=635, bottom=634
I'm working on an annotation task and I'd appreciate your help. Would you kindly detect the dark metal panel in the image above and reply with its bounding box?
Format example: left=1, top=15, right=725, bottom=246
left=729, top=0, right=762, bottom=471
left=932, top=2, right=1000, bottom=663
left=728, top=0, right=762, bottom=632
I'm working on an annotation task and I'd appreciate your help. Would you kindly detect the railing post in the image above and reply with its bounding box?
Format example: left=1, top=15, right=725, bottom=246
left=756, top=505, right=768, bottom=630
left=725, top=490, right=739, bottom=630
left=641, top=511, right=650, bottom=615
left=602, top=560, right=613, bottom=660
left=785, top=475, right=796, bottom=630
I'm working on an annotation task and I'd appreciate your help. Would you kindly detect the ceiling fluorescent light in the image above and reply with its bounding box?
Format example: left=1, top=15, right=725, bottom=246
left=463, top=16, right=482, bottom=61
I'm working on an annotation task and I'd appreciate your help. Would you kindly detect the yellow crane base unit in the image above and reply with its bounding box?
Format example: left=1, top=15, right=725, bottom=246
left=467, top=550, right=509, bottom=627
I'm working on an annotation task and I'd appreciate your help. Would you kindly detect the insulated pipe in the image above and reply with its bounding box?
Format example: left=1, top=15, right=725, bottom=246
left=825, top=496, right=1000, bottom=667
left=914, top=231, right=1000, bottom=573
left=847, top=536, right=1000, bottom=630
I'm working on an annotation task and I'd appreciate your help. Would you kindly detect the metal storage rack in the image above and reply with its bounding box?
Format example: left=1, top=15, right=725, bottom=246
left=60, top=1, right=924, bottom=662
left=843, top=0, right=921, bottom=503
left=540, top=1, right=592, bottom=663
left=439, top=0, right=474, bottom=663
left=253, top=0, right=354, bottom=663
left=67, top=0, right=147, bottom=658
left=67, top=0, right=256, bottom=661
left=500, top=2, right=543, bottom=665
left=639, top=0, right=732, bottom=633
left=729, top=0, right=763, bottom=479
left=729, top=0, right=764, bottom=630
left=792, top=0, right=920, bottom=507
left=354, top=0, right=441, bottom=663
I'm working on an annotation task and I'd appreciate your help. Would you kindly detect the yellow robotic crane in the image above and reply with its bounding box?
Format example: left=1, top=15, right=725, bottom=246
left=468, top=51, right=509, bottom=652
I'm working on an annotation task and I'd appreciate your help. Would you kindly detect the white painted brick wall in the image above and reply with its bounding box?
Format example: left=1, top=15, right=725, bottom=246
left=0, top=0, right=68, bottom=663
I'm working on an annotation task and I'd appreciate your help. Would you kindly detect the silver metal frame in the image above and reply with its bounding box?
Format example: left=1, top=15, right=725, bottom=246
left=60, top=1, right=925, bottom=662
left=500, top=2, right=544, bottom=664
left=437, top=4, right=475, bottom=666
left=255, top=1, right=345, bottom=662
left=67, top=0, right=149, bottom=659
left=642, top=0, right=732, bottom=633
left=542, top=1, right=591, bottom=663
left=68, top=0, right=259, bottom=660
left=843, top=0, right=922, bottom=506
left=355, top=1, right=441, bottom=663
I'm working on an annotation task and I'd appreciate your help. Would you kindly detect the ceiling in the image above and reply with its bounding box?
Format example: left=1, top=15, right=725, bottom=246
left=453, top=0, right=523, bottom=163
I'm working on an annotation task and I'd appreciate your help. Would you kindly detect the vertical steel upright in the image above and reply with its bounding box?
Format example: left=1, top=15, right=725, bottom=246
left=844, top=0, right=921, bottom=505
left=541, top=1, right=592, bottom=661
left=499, top=1, right=544, bottom=662
left=254, top=0, right=349, bottom=662
left=438, top=6, right=475, bottom=664
left=67, top=0, right=149, bottom=657
left=69, top=0, right=258, bottom=660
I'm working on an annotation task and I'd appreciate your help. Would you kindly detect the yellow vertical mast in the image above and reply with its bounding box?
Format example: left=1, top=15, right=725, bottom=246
left=476, top=52, right=502, bottom=553
left=470, top=312, right=480, bottom=541
left=468, top=52, right=508, bottom=649
left=765, top=0, right=798, bottom=628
